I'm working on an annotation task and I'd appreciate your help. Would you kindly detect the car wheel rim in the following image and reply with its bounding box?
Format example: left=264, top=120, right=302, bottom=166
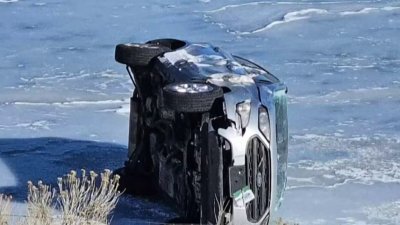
left=167, top=83, right=213, bottom=93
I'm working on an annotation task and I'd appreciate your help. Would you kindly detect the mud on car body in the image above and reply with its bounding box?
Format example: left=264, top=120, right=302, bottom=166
left=114, top=39, right=288, bottom=225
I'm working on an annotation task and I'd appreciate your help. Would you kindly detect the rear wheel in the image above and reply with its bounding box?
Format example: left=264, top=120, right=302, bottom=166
left=115, top=43, right=170, bottom=66
left=163, top=83, right=223, bottom=113
left=146, top=38, right=186, bottom=50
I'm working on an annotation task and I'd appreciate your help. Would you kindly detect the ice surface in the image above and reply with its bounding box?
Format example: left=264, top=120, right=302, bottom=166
left=1, top=0, right=400, bottom=224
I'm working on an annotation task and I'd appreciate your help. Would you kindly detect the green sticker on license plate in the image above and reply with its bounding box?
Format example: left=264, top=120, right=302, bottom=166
left=233, top=186, right=255, bottom=208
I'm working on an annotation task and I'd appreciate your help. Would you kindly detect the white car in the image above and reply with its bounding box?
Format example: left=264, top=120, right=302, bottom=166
left=114, top=39, right=288, bottom=225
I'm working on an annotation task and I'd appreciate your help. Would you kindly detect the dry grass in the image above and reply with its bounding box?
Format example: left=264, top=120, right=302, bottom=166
left=0, top=194, right=12, bottom=225
left=26, top=180, right=56, bottom=225
left=57, top=169, right=122, bottom=225
left=1, top=169, right=121, bottom=225
left=3, top=171, right=296, bottom=225
left=215, top=197, right=230, bottom=225
left=274, top=217, right=300, bottom=225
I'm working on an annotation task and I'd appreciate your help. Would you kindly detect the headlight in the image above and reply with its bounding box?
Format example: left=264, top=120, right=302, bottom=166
left=259, top=106, right=270, bottom=141
left=236, top=101, right=251, bottom=128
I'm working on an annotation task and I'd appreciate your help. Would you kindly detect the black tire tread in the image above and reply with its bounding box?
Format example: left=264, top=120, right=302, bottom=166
left=163, top=83, right=223, bottom=113
left=115, top=43, right=170, bottom=66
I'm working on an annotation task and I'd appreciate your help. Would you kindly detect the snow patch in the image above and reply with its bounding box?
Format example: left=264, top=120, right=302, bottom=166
left=382, top=6, right=400, bottom=11
left=163, top=44, right=227, bottom=65
left=340, top=7, right=379, bottom=15
left=203, top=4, right=400, bottom=35
left=0, top=0, right=18, bottom=3
left=15, top=120, right=52, bottom=130
left=241, top=9, right=329, bottom=35
left=115, top=103, right=130, bottom=116
left=201, top=1, right=268, bottom=13
left=0, top=120, right=53, bottom=130
left=363, top=200, right=400, bottom=224
left=33, top=2, right=47, bottom=6
left=208, top=73, right=255, bottom=84
left=288, top=134, right=400, bottom=189
left=288, top=86, right=400, bottom=105
left=340, top=6, right=400, bottom=15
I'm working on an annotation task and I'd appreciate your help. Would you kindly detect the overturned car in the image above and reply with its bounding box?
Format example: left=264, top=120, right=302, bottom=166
left=114, top=39, right=288, bottom=225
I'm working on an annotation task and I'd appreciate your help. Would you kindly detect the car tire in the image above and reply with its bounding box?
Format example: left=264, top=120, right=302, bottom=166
left=146, top=38, right=186, bottom=50
left=115, top=43, right=170, bottom=66
left=163, top=83, right=223, bottom=113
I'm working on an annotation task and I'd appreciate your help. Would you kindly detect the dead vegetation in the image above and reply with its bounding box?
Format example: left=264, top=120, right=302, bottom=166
left=215, top=197, right=230, bottom=225
left=56, top=169, right=122, bottom=225
left=0, top=194, right=12, bottom=225
left=2, top=170, right=297, bottom=225
left=274, top=217, right=300, bottom=225
left=26, top=180, right=56, bottom=225
left=1, top=169, right=122, bottom=225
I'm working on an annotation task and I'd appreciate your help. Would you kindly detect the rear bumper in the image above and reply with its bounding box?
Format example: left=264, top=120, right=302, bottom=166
left=217, top=83, right=288, bottom=225
left=228, top=135, right=273, bottom=225
left=224, top=134, right=275, bottom=225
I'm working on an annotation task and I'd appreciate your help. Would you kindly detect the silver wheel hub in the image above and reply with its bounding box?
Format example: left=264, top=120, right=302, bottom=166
left=168, top=83, right=213, bottom=93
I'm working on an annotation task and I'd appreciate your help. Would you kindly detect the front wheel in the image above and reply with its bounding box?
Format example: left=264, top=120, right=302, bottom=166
left=163, top=83, right=223, bottom=113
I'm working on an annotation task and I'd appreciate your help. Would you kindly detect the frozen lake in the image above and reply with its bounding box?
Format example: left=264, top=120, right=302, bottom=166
left=1, top=0, right=400, bottom=224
